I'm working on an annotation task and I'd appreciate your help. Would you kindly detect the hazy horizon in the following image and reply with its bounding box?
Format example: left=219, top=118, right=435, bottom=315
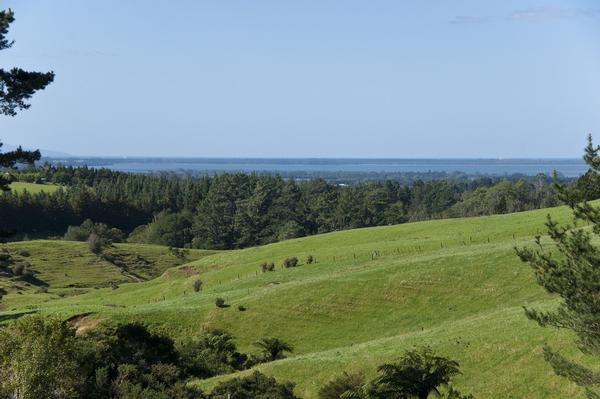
left=1, top=1, right=599, bottom=158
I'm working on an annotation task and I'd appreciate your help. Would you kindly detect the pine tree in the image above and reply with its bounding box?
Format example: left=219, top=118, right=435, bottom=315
left=0, top=8, right=53, bottom=191
left=516, top=134, right=600, bottom=398
left=0, top=9, right=54, bottom=117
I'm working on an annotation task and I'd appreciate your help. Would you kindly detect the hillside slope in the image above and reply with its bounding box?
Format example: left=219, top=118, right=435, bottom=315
left=0, top=240, right=215, bottom=310
left=0, top=204, right=589, bottom=398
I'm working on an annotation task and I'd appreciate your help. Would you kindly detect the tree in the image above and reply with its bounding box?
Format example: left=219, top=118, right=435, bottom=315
left=210, top=371, right=298, bottom=399
left=0, top=315, right=82, bottom=399
left=318, top=371, right=365, bottom=399
left=87, top=232, right=103, bottom=254
left=193, top=278, right=203, bottom=292
left=516, top=135, right=600, bottom=398
left=178, top=329, right=245, bottom=378
left=0, top=9, right=54, bottom=117
left=0, top=8, right=53, bottom=192
left=368, top=346, right=460, bottom=399
left=254, top=337, right=293, bottom=362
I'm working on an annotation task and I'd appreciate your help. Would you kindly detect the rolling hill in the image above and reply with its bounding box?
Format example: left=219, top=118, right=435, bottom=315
left=0, top=203, right=589, bottom=398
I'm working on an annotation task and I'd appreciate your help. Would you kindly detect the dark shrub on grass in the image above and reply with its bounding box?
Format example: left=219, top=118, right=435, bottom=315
left=261, top=262, right=276, bottom=272
left=238, top=305, right=247, bottom=312
left=210, top=371, right=298, bottom=399
left=282, top=257, right=298, bottom=268
left=215, top=297, right=227, bottom=308
left=87, top=233, right=103, bottom=254
left=193, top=279, right=203, bottom=292
left=17, top=250, right=30, bottom=257
left=306, top=255, right=314, bottom=264
left=318, top=371, right=365, bottom=399
left=12, top=263, right=24, bottom=276
left=178, top=329, right=245, bottom=378
left=254, top=337, right=293, bottom=362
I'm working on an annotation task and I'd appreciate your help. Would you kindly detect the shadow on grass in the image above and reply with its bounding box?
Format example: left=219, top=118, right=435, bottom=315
left=0, top=309, right=37, bottom=323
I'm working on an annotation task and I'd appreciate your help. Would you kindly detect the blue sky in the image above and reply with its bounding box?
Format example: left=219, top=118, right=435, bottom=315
left=1, top=1, right=599, bottom=157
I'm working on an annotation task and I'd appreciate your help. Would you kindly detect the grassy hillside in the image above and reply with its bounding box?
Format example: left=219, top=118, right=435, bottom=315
left=0, top=240, right=215, bottom=310
left=8, top=181, right=59, bottom=193
left=0, top=204, right=589, bottom=398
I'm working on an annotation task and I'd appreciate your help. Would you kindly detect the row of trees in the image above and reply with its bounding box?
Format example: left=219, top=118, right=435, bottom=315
left=2, top=169, right=561, bottom=249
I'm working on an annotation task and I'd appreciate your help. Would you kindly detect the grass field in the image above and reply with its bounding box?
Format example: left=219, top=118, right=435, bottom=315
left=8, top=182, right=60, bottom=193
left=0, top=204, right=590, bottom=398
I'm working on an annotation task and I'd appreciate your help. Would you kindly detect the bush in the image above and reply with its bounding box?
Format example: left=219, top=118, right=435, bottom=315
left=193, top=279, right=203, bottom=292
left=87, top=233, right=103, bottom=254
left=254, top=337, right=293, bottom=362
left=238, top=305, right=247, bottom=312
left=215, top=297, right=227, bottom=308
left=260, top=262, right=275, bottom=273
left=306, top=255, right=314, bottom=264
left=283, top=257, right=298, bottom=268
left=17, top=250, right=30, bottom=257
left=12, top=263, right=25, bottom=276
left=318, top=371, right=365, bottom=399
left=64, top=219, right=124, bottom=244
left=260, top=262, right=275, bottom=272
left=178, top=329, right=245, bottom=378
left=210, top=371, right=298, bottom=399
left=171, top=247, right=189, bottom=260
left=127, top=210, right=193, bottom=248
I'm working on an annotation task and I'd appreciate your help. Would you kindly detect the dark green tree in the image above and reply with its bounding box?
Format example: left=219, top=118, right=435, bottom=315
left=318, top=371, right=365, bottom=399
left=0, top=9, right=54, bottom=117
left=210, top=371, right=298, bottom=399
left=0, top=8, right=53, bottom=191
left=516, top=135, right=600, bottom=398
left=368, top=346, right=461, bottom=399
left=254, top=337, right=293, bottom=362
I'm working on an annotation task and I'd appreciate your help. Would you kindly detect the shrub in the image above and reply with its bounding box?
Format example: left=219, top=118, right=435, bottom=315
left=318, top=371, right=365, bottom=399
left=282, top=257, right=298, bottom=268
left=17, top=250, right=30, bottom=257
left=215, top=297, right=227, bottom=308
left=64, top=219, right=124, bottom=244
left=261, top=262, right=275, bottom=272
left=12, top=263, right=24, bottom=276
left=87, top=233, right=103, bottom=254
left=171, top=247, right=189, bottom=260
left=306, top=255, right=314, bottom=264
left=193, top=279, right=203, bottom=292
left=254, top=337, right=293, bottom=362
left=238, top=305, right=247, bottom=312
left=210, top=371, right=299, bottom=399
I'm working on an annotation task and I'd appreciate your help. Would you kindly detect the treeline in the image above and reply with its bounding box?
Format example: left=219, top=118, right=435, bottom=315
left=0, top=315, right=473, bottom=399
left=0, top=166, right=570, bottom=249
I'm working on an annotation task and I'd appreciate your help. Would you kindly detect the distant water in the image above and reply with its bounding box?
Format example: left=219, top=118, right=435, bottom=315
left=47, top=158, right=589, bottom=178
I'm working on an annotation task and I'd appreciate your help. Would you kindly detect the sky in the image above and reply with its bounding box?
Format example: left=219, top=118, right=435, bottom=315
left=1, top=1, right=600, bottom=158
